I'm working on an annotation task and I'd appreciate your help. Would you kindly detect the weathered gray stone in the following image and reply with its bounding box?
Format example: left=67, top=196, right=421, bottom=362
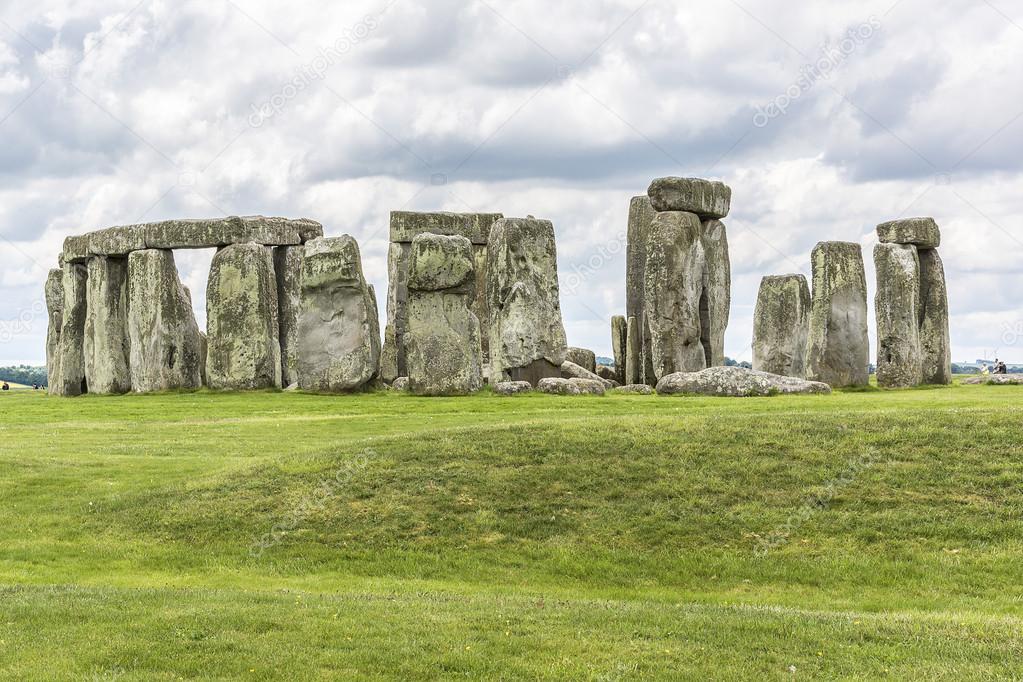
left=962, top=375, right=1023, bottom=385
left=626, top=197, right=656, bottom=383
left=380, top=324, right=399, bottom=384
left=206, top=243, right=282, bottom=391
left=494, top=381, right=533, bottom=395
left=615, top=384, right=655, bottom=395
left=752, top=274, right=811, bottom=378
left=45, top=269, right=64, bottom=390
left=611, top=315, right=627, bottom=384
left=88, top=227, right=147, bottom=257
left=274, top=246, right=303, bottom=387
left=538, top=377, right=605, bottom=396
left=700, top=219, right=731, bottom=367
left=918, top=249, right=952, bottom=385
left=127, top=250, right=204, bottom=393
left=386, top=212, right=503, bottom=377
left=62, top=235, right=90, bottom=264
left=487, top=218, right=568, bottom=384
left=647, top=177, right=731, bottom=218
left=874, top=243, right=923, bottom=388
left=596, top=365, right=617, bottom=383
left=144, top=216, right=315, bottom=250
left=625, top=315, right=641, bottom=385
left=405, top=234, right=483, bottom=396
left=84, top=257, right=131, bottom=394
left=566, top=347, right=596, bottom=374
left=644, top=211, right=707, bottom=380
left=391, top=377, right=409, bottom=391
left=656, top=366, right=831, bottom=397
left=561, top=360, right=613, bottom=388
left=877, top=218, right=940, bottom=249
left=52, top=264, right=88, bottom=396
left=198, top=331, right=208, bottom=387
left=805, top=242, right=870, bottom=388
left=297, top=236, right=381, bottom=393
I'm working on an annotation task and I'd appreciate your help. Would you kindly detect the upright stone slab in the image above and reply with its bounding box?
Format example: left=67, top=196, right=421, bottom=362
left=874, top=243, right=923, bottom=388
left=918, top=249, right=952, bottom=385
left=626, top=196, right=657, bottom=385
left=647, top=177, right=731, bottom=218
left=487, top=218, right=568, bottom=385
left=805, top=242, right=869, bottom=388
left=643, top=211, right=707, bottom=380
left=752, top=274, right=811, bottom=378
left=274, top=246, right=303, bottom=387
left=405, top=233, right=483, bottom=395
left=44, top=269, right=64, bottom=390
left=566, top=347, right=596, bottom=374
left=206, top=243, right=282, bottom=391
left=700, top=219, right=731, bottom=367
left=625, top=315, right=641, bottom=385
left=51, top=264, right=89, bottom=396
left=384, top=212, right=503, bottom=378
left=84, top=257, right=131, bottom=394
left=611, top=315, right=627, bottom=384
left=127, top=250, right=204, bottom=393
left=380, top=324, right=399, bottom=385
left=298, top=236, right=381, bottom=392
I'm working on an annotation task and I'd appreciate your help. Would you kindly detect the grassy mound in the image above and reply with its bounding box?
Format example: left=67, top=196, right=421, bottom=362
left=0, top=386, right=1021, bottom=678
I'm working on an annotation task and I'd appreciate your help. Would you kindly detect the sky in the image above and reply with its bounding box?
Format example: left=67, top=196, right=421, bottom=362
left=0, top=0, right=1021, bottom=366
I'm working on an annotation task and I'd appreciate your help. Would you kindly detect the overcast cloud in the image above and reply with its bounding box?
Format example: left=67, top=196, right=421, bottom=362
left=1, top=0, right=1021, bottom=365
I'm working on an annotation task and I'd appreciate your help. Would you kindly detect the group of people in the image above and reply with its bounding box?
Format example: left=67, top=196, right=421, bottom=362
left=983, top=359, right=1009, bottom=375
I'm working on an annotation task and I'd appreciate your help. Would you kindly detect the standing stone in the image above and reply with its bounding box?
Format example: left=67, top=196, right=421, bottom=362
left=626, top=196, right=657, bottom=385
left=700, top=219, right=731, bottom=367
left=566, top=347, right=597, bottom=374
left=206, top=243, right=282, bottom=391
left=874, top=243, right=923, bottom=388
left=127, top=250, right=204, bottom=393
left=384, top=212, right=503, bottom=378
left=274, top=246, right=303, bottom=387
left=487, top=218, right=568, bottom=385
left=611, top=315, right=627, bottom=384
left=84, top=257, right=131, bottom=394
left=625, top=315, right=641, bottom=385
left=752, top=274, right=811, bottom=378
left=380, top=324, right=399, bottom=385
left=805, top=242, right=870, bottom=388
left=297, top=236, right=381, bottom=392
left=405, top=233, right=483, bottom=395
left=918, top=249, right=952, bottom=385
left=52, top=264, right=88, bottom=396
left=643, top=211, right=707, bottom=380
left=44, top=269, right=64, bottom=390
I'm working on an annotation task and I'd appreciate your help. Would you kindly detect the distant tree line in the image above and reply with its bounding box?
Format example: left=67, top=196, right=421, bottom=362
left=0, top=365, right=47, bottom=387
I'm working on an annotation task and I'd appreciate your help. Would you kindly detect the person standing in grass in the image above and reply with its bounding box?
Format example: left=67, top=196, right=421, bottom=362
left=1, top=382, right=9, bottom=392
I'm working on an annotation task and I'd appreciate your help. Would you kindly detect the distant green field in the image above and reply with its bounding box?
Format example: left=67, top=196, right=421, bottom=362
left=0, top=384, right=1021, bottom=679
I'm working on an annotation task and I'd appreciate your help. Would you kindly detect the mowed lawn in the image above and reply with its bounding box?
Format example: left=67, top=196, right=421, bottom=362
left=0, top=384, right=1022, bottom=679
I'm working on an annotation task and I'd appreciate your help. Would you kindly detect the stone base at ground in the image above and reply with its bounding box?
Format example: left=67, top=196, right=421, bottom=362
left=656, top=366, right=831, bottom=397
left=537, top=377, right=606, bottom=396
left=961, top=375, right=1023, bottom=385
left=494, top=381, right=533, bottom=395
left=615, top=384, right=654, bottom=395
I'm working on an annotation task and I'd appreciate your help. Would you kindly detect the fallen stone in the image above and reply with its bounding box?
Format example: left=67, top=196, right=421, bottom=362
left=538, top=377, right=605, bottom=396
left=274, top=246, right=304, bottom=387
left=611, top=315, right=628, bottom=384
left=656, top=366, right=832, bottom=397
left=647, top=177, right=731, bottom=218
left=874, top=243, right=922, bottom=388
left=805, top=242, right=870, bottom=388
left=596, top=365, right=617, bottom=383
left=391, top=377, right=409, bottom=391
left=494, top=381, right=533, bottom=395
left=561, top=360, right=614, bottom=388
left=877, top=217, right=940, bottom=249
left=44, top=269, right=64, bottom=390
left=127, top=250, right=204, bottom=392
left=206, top=243, right=282, bottom=391
left=752, top=274, right=811, bottom=378
left=84, top=257, right=132, bottom=394
left=52, top=263, right=89, bottom=396
left=566, top=347, right=596, bottom=374
left=297, top=236, right=381, bottom=393
left=962, top=375, right=1023, bottom=385
left=615, top=384, right=655, bottom=395
left=644, top=211, right=707, bottom=380
left=700, top=219, right=731, bottom=367
left=487, top=218, right=568, bottom=384
left=918, top=249, right=952, bottom=385
left=405, top=234, right=483, bottom=396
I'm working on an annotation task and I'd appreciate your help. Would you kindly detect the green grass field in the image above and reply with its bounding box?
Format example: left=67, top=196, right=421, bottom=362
left=1, top=384, right=1021, bottom=679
